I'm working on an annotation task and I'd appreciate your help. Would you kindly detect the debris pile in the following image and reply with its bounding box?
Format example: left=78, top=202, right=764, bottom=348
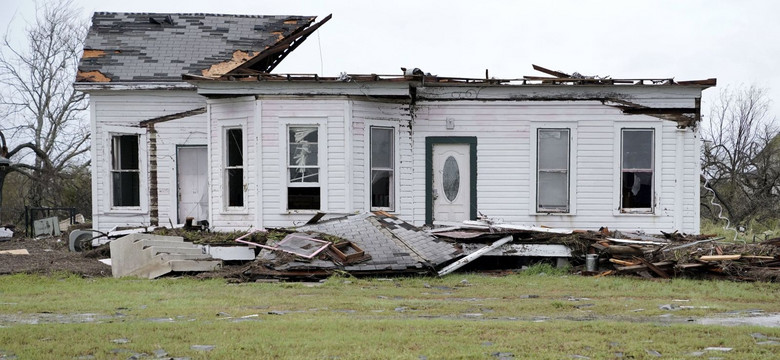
left=226, top=212, right=462, bottom=280
left=433, top=219, right=780, bottom=281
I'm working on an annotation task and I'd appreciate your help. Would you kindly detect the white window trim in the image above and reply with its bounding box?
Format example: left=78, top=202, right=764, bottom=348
left=219, top=118, right=248, bottom=214
left=612, top=122, right=662, bottom=216
left=279, top=118, right=328, bottom=214
left=103, top=125, right=148, bottom=214
left=365, top=121, right=400, bottom=212
left=529, top=122, right=577, bottom=216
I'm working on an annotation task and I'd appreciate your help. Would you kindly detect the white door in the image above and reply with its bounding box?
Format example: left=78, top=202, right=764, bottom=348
left=432, top=143, right=471, bottom=223
left=177, top=146, right=208, bottom=223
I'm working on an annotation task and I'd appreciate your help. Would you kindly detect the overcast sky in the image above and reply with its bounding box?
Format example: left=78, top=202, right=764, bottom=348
left=2, top=0, right=779, bottom=121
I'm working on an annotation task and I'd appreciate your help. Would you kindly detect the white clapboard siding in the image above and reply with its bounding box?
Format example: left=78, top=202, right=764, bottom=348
left=412, top=100, right=700, bottom=233
left=208, top=97, right=256, bottom=231
left=91, top=90, right=206, bottom=232
left=256, top=98, right=348, bottom=229
left=350, top=100, right=414, bottom=219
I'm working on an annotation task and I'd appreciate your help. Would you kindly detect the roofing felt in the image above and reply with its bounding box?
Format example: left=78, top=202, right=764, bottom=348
left=77, top=12, right=315, bottom=83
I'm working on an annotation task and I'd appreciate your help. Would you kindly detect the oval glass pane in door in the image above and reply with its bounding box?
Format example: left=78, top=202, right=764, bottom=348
left=442, top=156, right=460, bottom=202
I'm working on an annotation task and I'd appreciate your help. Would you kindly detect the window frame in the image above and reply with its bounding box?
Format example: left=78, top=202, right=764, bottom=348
left=529, top=122, right=577, bottom=216
left=612, top=122, right=662, bottom=216
left=369, top=126, right=395, bottom=211
left=104, top=126, right=148, bottom=214
left=110, top=134, right=142, bottom=208
left=280, top=118, right=327, bottom=213
left=223, top=126, right=245, bottom=210
left=536, top=128, right=571, bottom=213
left=619, top=128, right=655, bottom=213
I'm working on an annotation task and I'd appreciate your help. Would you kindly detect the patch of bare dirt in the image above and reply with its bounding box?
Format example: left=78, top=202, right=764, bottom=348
left=0, top=235, right=111, bottom=277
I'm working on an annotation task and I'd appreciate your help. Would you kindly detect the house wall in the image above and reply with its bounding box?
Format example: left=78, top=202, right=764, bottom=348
left=204, top=94, right=700, bottom=234
left=411, top=100, right=701, bottom=233
left=90, top=90, right=207, bottom=232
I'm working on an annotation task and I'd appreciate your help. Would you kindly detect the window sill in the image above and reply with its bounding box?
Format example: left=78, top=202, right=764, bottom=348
left=614, top=210, right=657, bottom=216
left=532, top=212, right=575, bottom=216
left=220, top=208, right=249, bottom=215
left=105, top=207, right=146, bottom=215
left=284, top=210, right=322, bottom=215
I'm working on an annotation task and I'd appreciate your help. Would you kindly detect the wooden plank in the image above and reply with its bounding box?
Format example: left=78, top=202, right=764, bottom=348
left=460, top=243, right=572, bottom=257
left=616, top=261, right=674, bottom=272
left=609, top=258, right=639, bottom=266
left=700, top=255, right=741, bottom=261
left=606, top=237, right=668, bottom=246
left=437, top=236, right=512, bottom=276
left=0, top=249, right=29, bottom=255
left=637, top=257, right=670, bottom=279
left=532, top=64, right=571, bottom=78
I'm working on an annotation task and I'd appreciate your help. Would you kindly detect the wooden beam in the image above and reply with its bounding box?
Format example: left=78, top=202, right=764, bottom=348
left=437, top=236, right=512, bottom=276
left=532, top=64, right=570, bottom=78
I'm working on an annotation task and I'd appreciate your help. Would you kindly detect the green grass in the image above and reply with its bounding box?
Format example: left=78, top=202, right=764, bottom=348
left=1, top=273, right=779, bottom=359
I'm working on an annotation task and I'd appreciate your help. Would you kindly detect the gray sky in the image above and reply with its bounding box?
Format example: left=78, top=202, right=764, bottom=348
left=2, top=0, right=779, bottom=121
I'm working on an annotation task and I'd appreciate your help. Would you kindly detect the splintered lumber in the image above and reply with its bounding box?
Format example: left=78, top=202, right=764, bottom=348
left=609, top=258, right=640, bottom=266
left=606, top=237, right=667, bottom=246
left=636, top=257, right=670, bottom=279
left=615, top=261, right=673, bottom=272
left=606, top=245, right=644, bottom=257
left=437, top=236, right=512, bottom=276
left=700, top=255, right=741, bottom=261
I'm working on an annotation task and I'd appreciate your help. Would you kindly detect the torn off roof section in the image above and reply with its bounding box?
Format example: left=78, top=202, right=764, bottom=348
left=77, top=12, right=318, bottom=83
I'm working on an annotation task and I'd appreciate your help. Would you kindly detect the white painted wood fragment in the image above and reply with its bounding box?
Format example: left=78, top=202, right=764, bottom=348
left=438, top=236, right=512, bottom=276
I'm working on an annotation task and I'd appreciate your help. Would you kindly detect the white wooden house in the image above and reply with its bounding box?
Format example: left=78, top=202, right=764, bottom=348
left=77, top=13, right=715, bottom=234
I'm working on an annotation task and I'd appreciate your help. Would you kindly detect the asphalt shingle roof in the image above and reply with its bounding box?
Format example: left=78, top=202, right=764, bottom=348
left=296, top=213, right=462, bottom=273
left=77, top=12, right=315, bottom=82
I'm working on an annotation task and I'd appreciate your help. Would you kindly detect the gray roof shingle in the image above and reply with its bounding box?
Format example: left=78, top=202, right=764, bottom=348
left=77, top=12, right=315, bottom=82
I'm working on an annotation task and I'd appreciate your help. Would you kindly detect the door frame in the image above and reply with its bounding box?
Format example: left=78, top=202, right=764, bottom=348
left=425, top=136, right=478, bottom=225
left=175, top=144, right=208, bottom=223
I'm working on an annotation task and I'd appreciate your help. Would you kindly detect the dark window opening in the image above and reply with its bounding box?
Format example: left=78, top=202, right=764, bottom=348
left=622, top=172, right=652, bottom=208
left=225, top=128, right=244, bottom=207
left=111, top=135, right=140, bottom=207
left=288, top=187, right=320, bottom=210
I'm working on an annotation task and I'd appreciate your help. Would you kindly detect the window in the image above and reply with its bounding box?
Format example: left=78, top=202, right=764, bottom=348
left=225, top=128, right=244, bottom=207
left=287, top=126, right=320, bottom=210
left=111, top=135, right=140, bottom=207
left=621, top=129, right=653, bottom=210
left=537, top=128, right=570, bottom=212
left=370, top=127, right=394, bottom=210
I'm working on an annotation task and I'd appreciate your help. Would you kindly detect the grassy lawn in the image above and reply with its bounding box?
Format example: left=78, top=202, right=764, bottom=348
left=1, top=269, right=779, bottom=359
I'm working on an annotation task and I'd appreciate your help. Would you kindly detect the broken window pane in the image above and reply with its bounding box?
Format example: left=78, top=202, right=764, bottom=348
left=443, top=156, right=460, bottom=202
left=538, top=172, right=568, bottom=209
left=287, top=125, right=320, bottom=210
left=289, top=144, right=318, bottom=166
left=621, top=171, right=652, bottom=208
left=289, top=168, right=319, bottom=183
left=111, top=135, right=140, bottom=207
left=288, top=187, right=320, bottom=210
left=370, top=127, right=394, bottom=209
left=537, top=129, right=569, bottom=212
left=371, top=170, right=392, bottom=208
left=226, top=129, right=243, bottom=167
left=622, top=130, right=653, bottom=169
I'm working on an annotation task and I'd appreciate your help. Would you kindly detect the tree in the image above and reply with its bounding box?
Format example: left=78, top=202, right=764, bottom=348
left=0, top=0, right=90, bottom=222
left=701, top=84, right=779, bottom=227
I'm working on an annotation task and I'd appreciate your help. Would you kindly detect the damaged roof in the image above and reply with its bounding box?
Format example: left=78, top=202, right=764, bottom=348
left=76, top=12, right=317, bottom=83
left=295, top=213, right=462, bottom=273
